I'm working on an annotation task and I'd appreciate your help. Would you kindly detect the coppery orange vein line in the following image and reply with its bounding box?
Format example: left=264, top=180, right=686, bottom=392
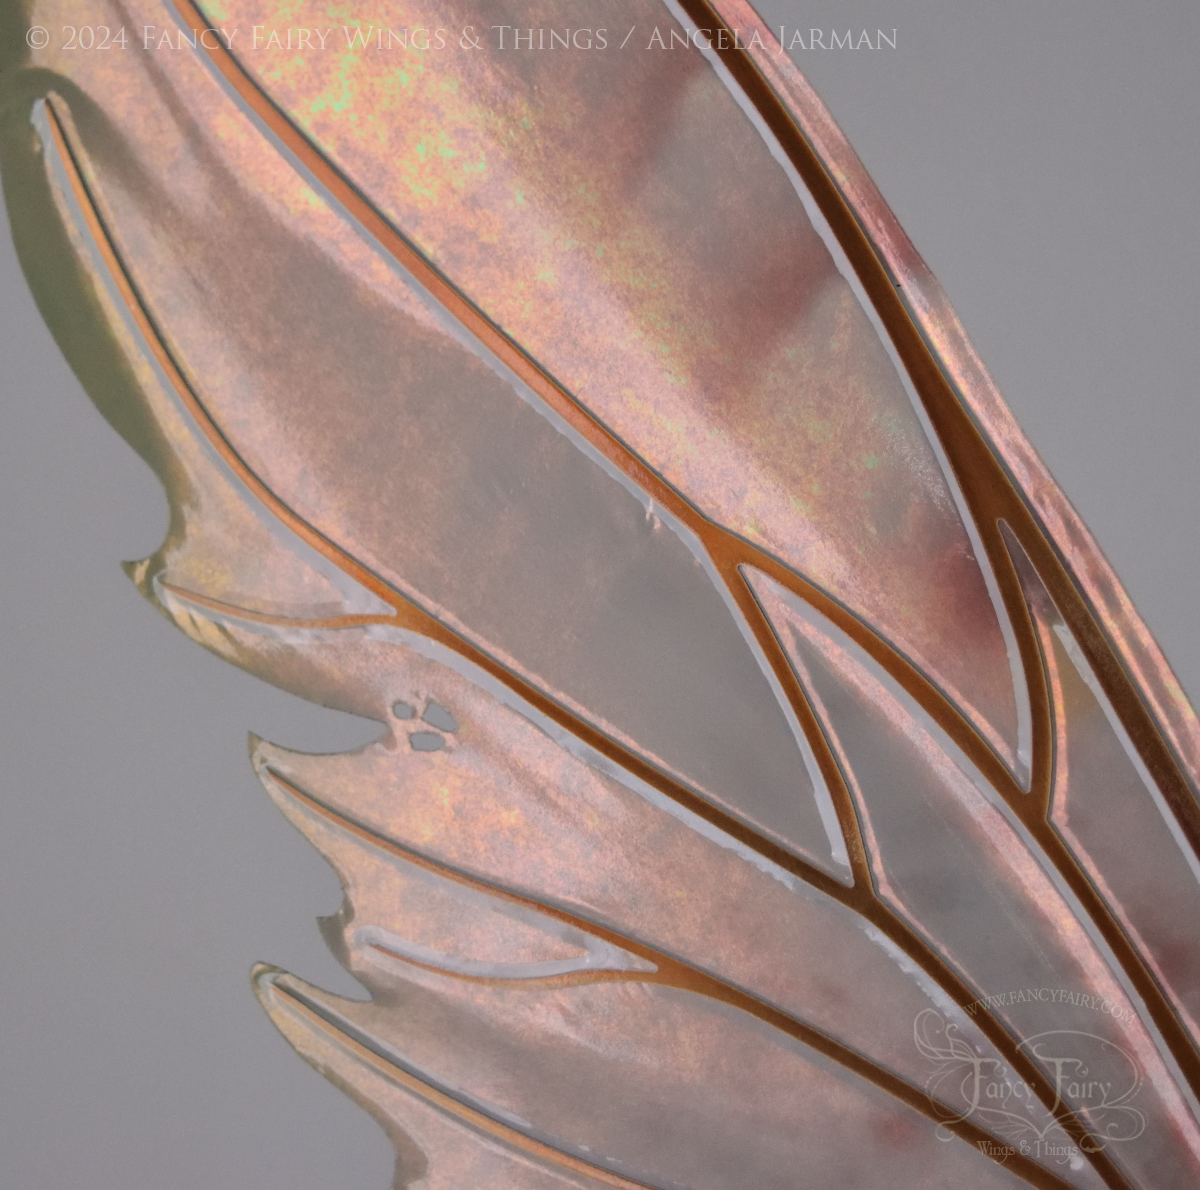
left=39, top=94, right=845, bottom=899
left=263, top=766, right=1079, bottom=1189
left=281, top=973, right=1081, bottom=1190
left=42, top=76, right=1122, bottom=1184
left=1017, top=548, right=1200, bottom=1055
left=681, top=0, right=1195, bottom=844
left=262, top=974, right=659, bottom=1190
left=167, top=0, right=1025, bottom=810
left=158, top=581, right=394, bottom=631
left=694, top=0, right=1200, bottom=885
left=364, top=942, right=652, bottom=992
left=44, top=28, right=1168, bottom=1181
left=710, top=0, right=1200, bottom=850
left=147, top=22, right=1128, bottom=1148
left=678, top=0, right=1200, bottom=1125
left=38, top=95, right=836, bottom=895
left=730, top=567, right=1138, bottom=1190
left=989, top=519, right=1200, bottom=1104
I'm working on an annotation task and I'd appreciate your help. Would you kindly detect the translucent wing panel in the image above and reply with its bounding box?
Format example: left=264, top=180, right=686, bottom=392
left=257, top=972, right=642, bottom=1190
left=1006, top=529, right=1200, bottom=1049
left=261, top=969, right=1026, bottom=1190
left=27, top=1, right=846, bottom=876
left=5, top=0, right=1199, bottom=1185
left=188, top=0, right=1028, bottom=775
left=745, top=567, right=1200, bottom=1185
left=246, top=629, right=992, bottom=1109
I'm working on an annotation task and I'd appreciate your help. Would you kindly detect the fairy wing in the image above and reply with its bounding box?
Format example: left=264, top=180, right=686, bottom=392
left=3, top=1, right=1199, bottom=1186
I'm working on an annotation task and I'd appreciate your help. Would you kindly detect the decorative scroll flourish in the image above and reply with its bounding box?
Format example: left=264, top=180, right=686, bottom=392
left=915, top=1010, right=1147, bottom=1156
left=2, top=1, right=1199, bottom=1187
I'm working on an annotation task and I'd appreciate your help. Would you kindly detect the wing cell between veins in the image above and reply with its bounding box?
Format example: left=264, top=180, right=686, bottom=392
left=31, top=19, right=850, bottom=880
left=11, top=4, right=1190, bottom=1185
left=745, top=567, right=1200, bottom=1188
left=183, top=0, right=1029, bottom=783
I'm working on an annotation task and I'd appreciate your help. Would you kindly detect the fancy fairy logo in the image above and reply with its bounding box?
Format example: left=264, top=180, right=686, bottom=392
left=914, top=1002, right=1146, bottom=1166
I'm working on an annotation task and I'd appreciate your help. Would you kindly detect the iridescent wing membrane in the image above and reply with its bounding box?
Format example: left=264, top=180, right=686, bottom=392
left=3, top=0, right=1199, bottom=1186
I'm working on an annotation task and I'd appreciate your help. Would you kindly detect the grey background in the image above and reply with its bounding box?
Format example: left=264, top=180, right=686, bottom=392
left=1, top=2, right=1197, bottom=1186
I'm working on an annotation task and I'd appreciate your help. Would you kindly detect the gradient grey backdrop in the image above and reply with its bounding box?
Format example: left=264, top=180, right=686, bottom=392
left=2, top=3, right=1197, bottom=1186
